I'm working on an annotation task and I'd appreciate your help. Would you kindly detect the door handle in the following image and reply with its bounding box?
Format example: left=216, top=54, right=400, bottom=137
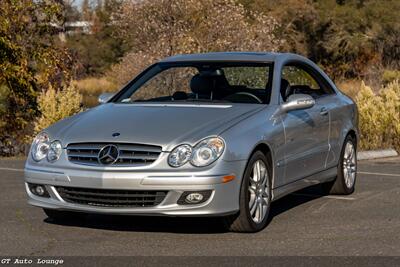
left=320, top=107, right=328, bottom=116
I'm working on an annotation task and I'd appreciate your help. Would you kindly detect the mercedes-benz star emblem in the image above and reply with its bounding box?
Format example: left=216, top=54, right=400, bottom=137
left=98, top=145, right=120, bottom=165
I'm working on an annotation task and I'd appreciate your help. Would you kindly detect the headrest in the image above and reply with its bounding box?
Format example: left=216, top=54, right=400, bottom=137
left=172, top=91, right=188, bottom=100
left=280, top=79, right=291, bottom=101
left=190, top=74, right=214, bottom=95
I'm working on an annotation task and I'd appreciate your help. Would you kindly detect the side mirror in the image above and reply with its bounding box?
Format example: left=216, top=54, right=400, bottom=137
left=281, top=94, right=315, bottom=113
left=98, top=93, right=114, bottom=104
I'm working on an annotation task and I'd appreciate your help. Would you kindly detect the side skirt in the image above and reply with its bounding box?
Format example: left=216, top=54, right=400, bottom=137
left=271, top=166, right=337, bottom=201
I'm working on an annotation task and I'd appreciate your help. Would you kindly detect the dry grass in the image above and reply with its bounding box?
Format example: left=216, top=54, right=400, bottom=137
left=73, top=77, right=119, bottom=107
left=336, top=79, right=363, bottom=100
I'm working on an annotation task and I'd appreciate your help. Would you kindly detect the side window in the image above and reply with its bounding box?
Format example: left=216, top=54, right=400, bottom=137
left=281, top=65, right=329, bottom=99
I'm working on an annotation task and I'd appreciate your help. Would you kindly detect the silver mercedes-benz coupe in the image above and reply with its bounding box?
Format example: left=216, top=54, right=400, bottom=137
left=25, top=52, right=358, bottom=232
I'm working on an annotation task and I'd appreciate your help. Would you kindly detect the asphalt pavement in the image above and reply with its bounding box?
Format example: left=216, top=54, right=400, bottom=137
left=0, top=157, right=400, bottom=257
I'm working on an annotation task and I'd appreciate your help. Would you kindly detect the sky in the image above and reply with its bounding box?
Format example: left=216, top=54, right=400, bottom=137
left=71, top=0, right=83, bottom=6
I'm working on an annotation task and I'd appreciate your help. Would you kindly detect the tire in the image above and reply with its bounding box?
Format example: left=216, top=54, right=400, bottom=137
left=223, top=151, right=272, bottom=232
left=324, top=135, right=357, bottom=195
left=43, top=208, right=85, bottom=222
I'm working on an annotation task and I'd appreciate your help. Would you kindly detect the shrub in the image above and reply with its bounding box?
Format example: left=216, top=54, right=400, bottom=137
left=356, top=80, right=400, bottom=151
left=382, top=70, right=400, bottom=85
left=34, top=84, right=82, bottom=135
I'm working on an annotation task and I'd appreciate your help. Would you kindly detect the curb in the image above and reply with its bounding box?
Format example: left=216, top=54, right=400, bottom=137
left=357, top=149, right=398, bottom=160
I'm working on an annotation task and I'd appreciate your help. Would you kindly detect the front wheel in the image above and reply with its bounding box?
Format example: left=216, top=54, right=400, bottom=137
left=324, top=135, right=357, bottom=195
left=224, top=151, right=272, bottom=232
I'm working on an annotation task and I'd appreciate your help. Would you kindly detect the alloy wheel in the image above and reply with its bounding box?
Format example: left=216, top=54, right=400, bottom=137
left=248, top=160, right=270, bottom=223
left=342, top=141, right=356, bottom=188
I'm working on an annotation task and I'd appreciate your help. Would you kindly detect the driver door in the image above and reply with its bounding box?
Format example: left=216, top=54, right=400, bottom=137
left=280, top=65, right=330, bottom=184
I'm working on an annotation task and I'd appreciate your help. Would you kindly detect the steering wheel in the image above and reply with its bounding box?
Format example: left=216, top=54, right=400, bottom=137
left=224, top=92, right=263, bottom=104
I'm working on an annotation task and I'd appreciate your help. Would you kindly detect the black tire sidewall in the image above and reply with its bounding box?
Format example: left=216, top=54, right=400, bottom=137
left=239, top=151, right=272, bottom=231
left=338, top=136, right=357, bottom=194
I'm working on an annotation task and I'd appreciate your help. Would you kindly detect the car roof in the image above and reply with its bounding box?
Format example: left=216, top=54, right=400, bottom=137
left=160, top=52, right=305, bottom=63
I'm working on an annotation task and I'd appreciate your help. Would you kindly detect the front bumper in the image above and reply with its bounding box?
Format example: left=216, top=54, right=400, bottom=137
left=24, top=160, right=246, bottom=216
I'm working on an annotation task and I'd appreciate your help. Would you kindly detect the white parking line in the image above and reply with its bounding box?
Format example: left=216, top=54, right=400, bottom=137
left=358, top=171, right=400, bottom=177
left=323, top=195, right=356, bottom=200
left=0, top=167, right=24, bottom=172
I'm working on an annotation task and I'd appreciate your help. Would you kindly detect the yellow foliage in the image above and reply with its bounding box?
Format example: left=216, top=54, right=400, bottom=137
left=356, top=80, right=400, bottom=151
left=382, top=70, right=400, bottom=85
left=34, top=84, right=82, bottom=134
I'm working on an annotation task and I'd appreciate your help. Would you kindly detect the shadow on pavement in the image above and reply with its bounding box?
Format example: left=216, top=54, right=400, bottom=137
left=44, top=184, right=327, bottom=234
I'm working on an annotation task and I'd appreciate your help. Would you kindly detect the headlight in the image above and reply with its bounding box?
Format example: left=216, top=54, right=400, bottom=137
left=168, top=144, right=192, bottom=167
left=47, top=140, right=62, bottom=162
left=190, top=137, right=225, bottom=167
left=31, top=133, right=62, bottom=162
left=31, top=133, right=50, bottom=161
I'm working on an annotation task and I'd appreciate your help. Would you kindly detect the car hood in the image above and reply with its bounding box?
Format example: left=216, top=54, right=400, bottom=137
left=47, top=103, right=265, bottom=151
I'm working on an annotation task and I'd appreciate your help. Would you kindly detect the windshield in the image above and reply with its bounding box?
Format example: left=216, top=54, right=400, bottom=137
left=114, top=62, right=273, bottom=104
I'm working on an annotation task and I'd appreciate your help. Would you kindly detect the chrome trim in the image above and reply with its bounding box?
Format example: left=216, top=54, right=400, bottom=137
left=98, top=144, right=120, bottom=165
left=66, top=143, right=162, bottom=167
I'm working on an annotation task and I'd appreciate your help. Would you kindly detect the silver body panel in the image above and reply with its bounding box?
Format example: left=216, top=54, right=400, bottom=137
left=25, top=52, right=358, bottom=216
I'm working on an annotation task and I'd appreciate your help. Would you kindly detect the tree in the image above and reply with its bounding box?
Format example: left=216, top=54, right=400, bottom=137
left=0, top=0, right=71, bottom=152
left=64, top=0, right=81, bottom=22
left=66, top=0, right=126, bottom=76
left=109, top=0, right=283, bottom=84
left=81, top=0, right=91, bottom=21
left=238, top=0, right=400, bottom=80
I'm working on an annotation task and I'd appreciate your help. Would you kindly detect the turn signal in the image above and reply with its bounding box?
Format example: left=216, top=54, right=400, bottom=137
left=222, top=174, right=235, bottom=183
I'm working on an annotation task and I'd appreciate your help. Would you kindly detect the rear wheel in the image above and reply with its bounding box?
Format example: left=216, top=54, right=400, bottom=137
left=324, top=135, right=357, bottom=195
left=43, top=209, right=85, bottom=222
left=224, top=151, right=272, bottom=232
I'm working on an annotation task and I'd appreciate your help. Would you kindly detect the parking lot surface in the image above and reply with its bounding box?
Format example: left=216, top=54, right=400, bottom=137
left=0, top=157, right=400, bottom=256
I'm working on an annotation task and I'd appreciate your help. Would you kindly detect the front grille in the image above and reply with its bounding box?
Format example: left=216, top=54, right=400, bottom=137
left=66, top=143, right=162, bottom=167
left=56, top=186, right=167, bottom=208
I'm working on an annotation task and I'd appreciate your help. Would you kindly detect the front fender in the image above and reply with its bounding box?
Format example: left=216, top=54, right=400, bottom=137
left=220, top=107, right=285, bottom=188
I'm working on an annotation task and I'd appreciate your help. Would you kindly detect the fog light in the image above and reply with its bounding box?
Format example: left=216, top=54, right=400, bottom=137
left=177, top=190, right=212, bottom=205
left=28, top=183, right=50, bottom=198
left=186, top=193, right=204, bottom=203
left=35, top=186, right=45, bottom=196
